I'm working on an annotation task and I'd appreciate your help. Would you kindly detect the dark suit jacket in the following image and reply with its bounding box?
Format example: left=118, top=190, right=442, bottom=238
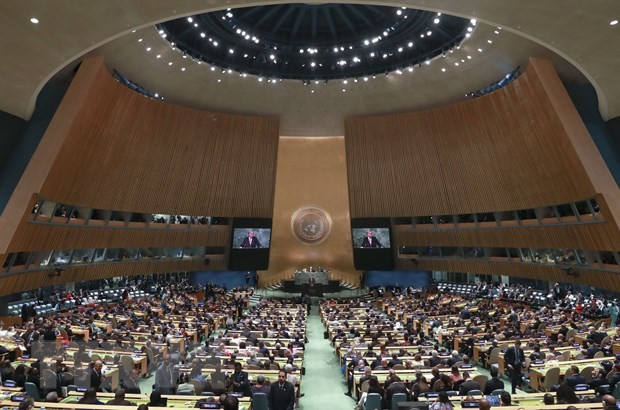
left=361, top=236, right=382, bottom=248
left=483, top=377, right=505, bottom=395
left=89, top=368, right=103, bottom=391
left=564, top=374, right=586, bottom=388
left=240, top=237, right=261, bottom=248
left=459, top=380, right=481, bottom=395
left=230, top=370, right=250, bottom=396
left=269, top=381, right=295, bottom=410
left=504, top=346, right=525, bottom=370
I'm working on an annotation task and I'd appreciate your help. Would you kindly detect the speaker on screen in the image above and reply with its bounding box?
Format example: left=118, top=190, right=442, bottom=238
left=228, top=218, right=272, bottom=270
left=351, top=218, right=394, bottom=270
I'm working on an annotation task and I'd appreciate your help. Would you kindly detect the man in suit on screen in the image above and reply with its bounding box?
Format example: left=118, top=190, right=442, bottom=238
left=239, top=231, right=261, bottom=248
left=361, top=231, right=382, bottom=248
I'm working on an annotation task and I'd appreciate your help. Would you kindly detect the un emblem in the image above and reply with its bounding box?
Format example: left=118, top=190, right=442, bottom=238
left=291, top=206, right=331, bottom=244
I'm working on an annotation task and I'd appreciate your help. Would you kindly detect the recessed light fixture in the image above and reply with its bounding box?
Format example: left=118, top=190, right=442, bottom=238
left=611, top=19, right=619, bottom=26
left=30, top=17, right=39, bottom=24
left=181, top=67, right=186, bottom=71
left=156, top=54, right=161, bottom=58
left=441, top=68, right=446, bottom=72
left=146, top=47, right=151, bottom=52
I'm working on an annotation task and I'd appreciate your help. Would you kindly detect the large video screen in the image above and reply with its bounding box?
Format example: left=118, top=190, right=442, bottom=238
left=352, top=228, right=391, bottom=249
left=351, top=218, right=394, bottom=270
left=228, top=218, right=272, bottom=270
left=231, top=228, right=271, bottom=249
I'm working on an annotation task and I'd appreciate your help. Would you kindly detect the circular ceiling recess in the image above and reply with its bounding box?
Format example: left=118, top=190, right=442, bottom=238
left=156, top=4, right=474, bottom=81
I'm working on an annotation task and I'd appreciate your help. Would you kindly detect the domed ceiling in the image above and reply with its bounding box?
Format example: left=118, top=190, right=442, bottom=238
left=157, top=4, right=472, bottom=80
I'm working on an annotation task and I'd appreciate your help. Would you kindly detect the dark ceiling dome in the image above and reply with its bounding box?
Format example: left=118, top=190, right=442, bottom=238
left=157, top=4, right=472, bottom=81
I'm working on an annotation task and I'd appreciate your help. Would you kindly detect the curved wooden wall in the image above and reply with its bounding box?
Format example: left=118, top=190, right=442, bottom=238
left=0, top=56, right=279, bottom=296
left=346, top=58, right=620, bottom=290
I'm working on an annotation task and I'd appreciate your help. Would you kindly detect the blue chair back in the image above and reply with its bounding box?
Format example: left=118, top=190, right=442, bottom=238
left=365, top=392, right=382, bottom=410
left=252, top=392, right=269, bottom=410
left=24, top=382, right=40, bottom=400
left=392, top=392, right=407, bottom=410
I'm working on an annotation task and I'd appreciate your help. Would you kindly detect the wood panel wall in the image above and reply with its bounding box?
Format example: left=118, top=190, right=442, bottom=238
left=346, top=59, right=620, bottom=290
left=40, top=58, right=279, bottom=217
left=345, top=61, right=596, bottom=218
left=0, top=56, right=279, bottom=296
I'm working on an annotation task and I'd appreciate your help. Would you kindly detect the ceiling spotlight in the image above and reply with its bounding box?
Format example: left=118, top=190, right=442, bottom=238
left=363, top=77, right=368, bottom=81
left=467, top=27, right=473, bottom=32
left=30, top=17, right=39, bottom=24
left=364, top=40, right=370, bottom=45
left=342, top=89, right=346, bottom=92
left=210, top=66, right=216, bottom=71
left=168, top=62, right=173, bottom=66
left=408, top=67, right=414, bottom=72
left=478, top=48, right=483, bottom=52
left=311, top=90, right=315, bottom=93
left=258, top=77, right=263, bottom=82
left=146, top=47, right=151, bottom=51
left=229, top=49, right=234, bottom=54
left=494, top=30, right=500, bottom=34
left=487, top=39, right=493, bottom=43
left=396, top=70, right=402, bottom=75
left=194, top=23, right=198, bottom=27
left=138, top=38, right=143, bottom=42
left=611, top=19, right=619, bottom=25
left=270, top=54, right=275, bottom=60
left=434, top=18, right=440, bottom=24
left=397, top=10, right=402, bottom=15
left=370, top=52, right=375, bottom=57
left=299, top=49, right=304, bottom=53
left=181, top=67, right=186, bottom=71
left=408, top=42, right=413, bottom=47
left=398, top=47, right=403, bottom=52
left=154, top=93, right=159, bottom=97
left=334, top=47, right=339, bottom=52
left=427, top=30, right=432, bottom=36
left=156, top=54, right=161, bottom=59
left=158, top=30, right=164, bottom=34
left=187, top=17, right=193, bottom=23
left=470, top=19, right=477, bottom=25
left=441, top=68, right=446, bottom=72
left=310, top=62, right=316, bottom=67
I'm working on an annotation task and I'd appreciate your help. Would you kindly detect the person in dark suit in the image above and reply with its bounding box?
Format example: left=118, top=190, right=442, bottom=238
left=154, top=355, right=176, bottom=394
left=504, top=339, right=525, bottom=394
left=483, top=367, right=504, bottom=395
left=269, top=370, right=295, bottom=410
left=564, top=365, right=586, bottom=388
left=239, top=231, right=261, bottom=248
left=89, top=360, right=105, bottom=392
left=361, top=231, right=382, bottom=248
left=228, top=362, right=250, bottom=396
left=458, top=371, right=480, bottom=395
left=106, top=389, right=136, bottom=406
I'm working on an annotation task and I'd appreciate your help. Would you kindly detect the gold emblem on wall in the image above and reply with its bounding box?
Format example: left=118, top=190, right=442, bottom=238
left=291, top=206, right=332, bottom=244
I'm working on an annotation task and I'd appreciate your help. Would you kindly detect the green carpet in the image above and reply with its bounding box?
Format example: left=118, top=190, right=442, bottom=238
left=298, top=304, right=354, bottom=409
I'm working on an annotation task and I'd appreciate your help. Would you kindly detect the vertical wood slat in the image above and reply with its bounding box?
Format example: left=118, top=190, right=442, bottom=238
left=345, top=63, right=597, bottom=218
left=39, top=57, right=279, bottom=217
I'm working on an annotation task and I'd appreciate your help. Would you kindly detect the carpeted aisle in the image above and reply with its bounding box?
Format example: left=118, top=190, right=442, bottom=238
left=298, top=304, right=353, bottom=409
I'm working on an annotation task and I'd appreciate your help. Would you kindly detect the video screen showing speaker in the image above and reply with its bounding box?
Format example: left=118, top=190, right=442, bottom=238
left=351, top=218, right=394, bottom=270
left=229, top=218, right=272, bottom=270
